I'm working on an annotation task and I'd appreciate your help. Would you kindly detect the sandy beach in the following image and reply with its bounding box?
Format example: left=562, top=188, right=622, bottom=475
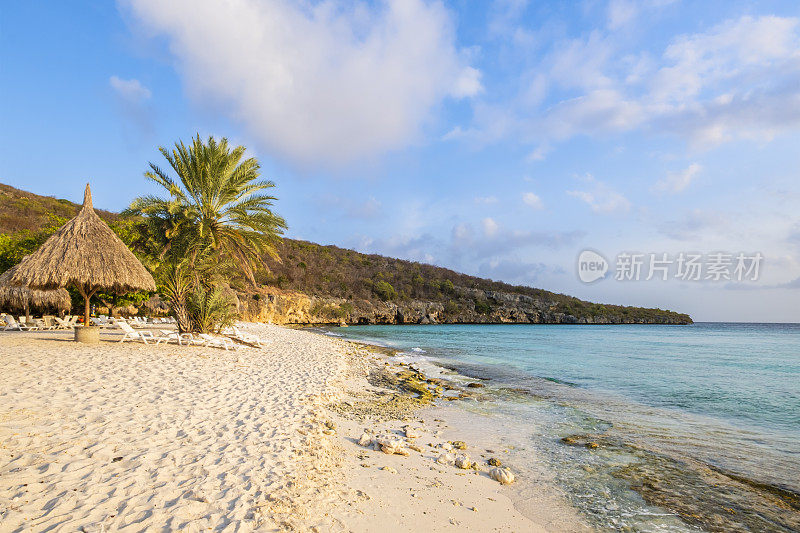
left=0, top=324, right=587, bottom=532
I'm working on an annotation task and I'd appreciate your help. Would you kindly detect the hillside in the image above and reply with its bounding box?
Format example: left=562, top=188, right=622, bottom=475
left=0, top=183, right=692, bottom=325
left=0, top=183, right=120, bottom=232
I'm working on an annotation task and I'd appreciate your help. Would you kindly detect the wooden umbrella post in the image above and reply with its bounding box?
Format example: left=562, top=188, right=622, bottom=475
left=75, top=283, right=100, bottom=344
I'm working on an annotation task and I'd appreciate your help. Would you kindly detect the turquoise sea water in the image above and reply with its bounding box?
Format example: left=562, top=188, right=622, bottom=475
left=327, top=323, right=800, bottom=531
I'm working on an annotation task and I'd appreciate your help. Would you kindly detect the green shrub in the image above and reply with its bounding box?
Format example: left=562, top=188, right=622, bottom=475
left=310, top=301, right=353, bottom=320
left=187, top=285, right=238, bottom=333
left=439, top=280, right=455, bottom=294
left=473, top=298, right=492, bottom=315
left=444, top=300, right=459, bottom=315
left=373, top=280, right=397, bottom=301
left=0, top=214, right=67, bottom=272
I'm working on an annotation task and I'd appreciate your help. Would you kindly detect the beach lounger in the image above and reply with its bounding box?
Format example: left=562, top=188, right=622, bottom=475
left=196, top=333, right=238, bottom=351
left=23, top=318, right=40, bottom=330
left=54, top=316, right=73, bottom=329
left=91, top=316, right=111, bottom=328
left=33, top=318, right=55, bottom=330
left=227, top=326, right=268, bottom=347
left=6, top=315, right=39, bottom=331
left=154, top=329, right=192, bottom=345
left=118, top=322, right=154, bottom=344
left=3, top=315, right=23, bottom=331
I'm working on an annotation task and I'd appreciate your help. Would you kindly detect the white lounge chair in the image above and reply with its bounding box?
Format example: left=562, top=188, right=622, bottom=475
left=12, top=316, right=39, bottom=330
left=91, top=316, right=112, bottom=328
left=154, top=329, right=192, bottom=345
left=226, top=326, right=267, bottom=347
left=3, top=315, right=23, bottom=331
left=118, top=322, right=154, bottom=344
left=33, top=318, right=55, bottom=330
left=54, top=316, right=73, bottom=329
left=17, top=317, right=40, bottom=330
left=196, top=333, right=238, bottom=351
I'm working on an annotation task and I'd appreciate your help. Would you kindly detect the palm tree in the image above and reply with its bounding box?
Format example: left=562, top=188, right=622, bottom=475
left=127, top=135, right=287, bottom=282
left=127, top=135, right=286, bottom=331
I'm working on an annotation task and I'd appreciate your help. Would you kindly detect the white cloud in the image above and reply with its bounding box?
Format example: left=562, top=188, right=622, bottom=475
left=527, top=143, right=550, bottom=161
left=548, top=31, right=615, bottom=91
left=109, top=76, right=154, bottom=142
left=350, top=212, right=584, bottom=278
left=453, top=14, right=800, bottom=153
left=123, top=0, right=480, bottom=166
left=109, top=76, right=151, bottom=102
left=474, top=195, right=499, bottom=204
left=564, top=16, right=800, bottom=146
left=567, top=176, right=631, bottom=214
left=477, top=258, right=555, bottom=284
left=544, top=89, right=645, bottom=140
left=452, top=67, right=484, bottom=98
left=442, top=102, right=516, bottom=145
left=607, top=0, right=638, bottom=30
left=656, top=208, right=731, bottom=240
left=456, top=219, right=584, bottom=259
left=653, top=163, right=702, bottom=193
left=522, top=192, right=543, bottom=209
left=651, top=16, right=800, bottom=103
left=489, top=0, right=531, bottom=39
left=482, top=217, right=500, bottom=237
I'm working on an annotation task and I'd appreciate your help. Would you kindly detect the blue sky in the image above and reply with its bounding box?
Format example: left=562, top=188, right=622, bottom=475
left=2, top=0, right=800, bottom=322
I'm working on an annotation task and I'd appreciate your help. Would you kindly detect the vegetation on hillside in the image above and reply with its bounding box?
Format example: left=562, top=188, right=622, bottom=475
left=257, top=239, right=691, bottom=323
left=0, top=170, right=691, bottom=325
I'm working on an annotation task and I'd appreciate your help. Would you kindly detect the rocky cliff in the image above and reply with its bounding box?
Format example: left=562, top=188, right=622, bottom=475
left=232, top=286, right=692, bottom=326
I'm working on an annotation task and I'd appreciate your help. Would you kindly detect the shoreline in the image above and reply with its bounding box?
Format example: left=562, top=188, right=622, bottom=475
left=318, top=332, right=591, bottom=532
left=323, top=324, right=800, bottom=532
left=0, top=323, right=587, bottom=531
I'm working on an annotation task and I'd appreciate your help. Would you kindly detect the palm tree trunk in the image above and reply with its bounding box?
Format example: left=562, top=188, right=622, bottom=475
left=171, top=298, right=192, bottom=333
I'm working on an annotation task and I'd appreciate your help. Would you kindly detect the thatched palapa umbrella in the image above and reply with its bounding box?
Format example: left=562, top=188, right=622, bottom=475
left=0, top=265, right=71, bottom=318
left=8, top=184, right=155, bottom=341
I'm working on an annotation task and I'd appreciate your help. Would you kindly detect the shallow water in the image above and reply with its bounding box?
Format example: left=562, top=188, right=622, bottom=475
left=328, top=323, right=800, bottom=531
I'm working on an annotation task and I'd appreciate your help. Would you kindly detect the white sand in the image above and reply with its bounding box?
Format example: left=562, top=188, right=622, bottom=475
left=0, top=324, right=588, bottom=532
left=0, top=325, right=345, bottom=531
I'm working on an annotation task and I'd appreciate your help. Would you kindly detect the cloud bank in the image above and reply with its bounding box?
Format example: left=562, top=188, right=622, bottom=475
left=450, top=14, right=800, bottom=157
left=122, top=0, right=480, bottom=167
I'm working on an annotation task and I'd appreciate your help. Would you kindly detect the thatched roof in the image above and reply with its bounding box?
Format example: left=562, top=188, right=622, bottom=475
left=0, top=265, right=71, bottom=311
left=7, top=184, right=156, bottom=293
